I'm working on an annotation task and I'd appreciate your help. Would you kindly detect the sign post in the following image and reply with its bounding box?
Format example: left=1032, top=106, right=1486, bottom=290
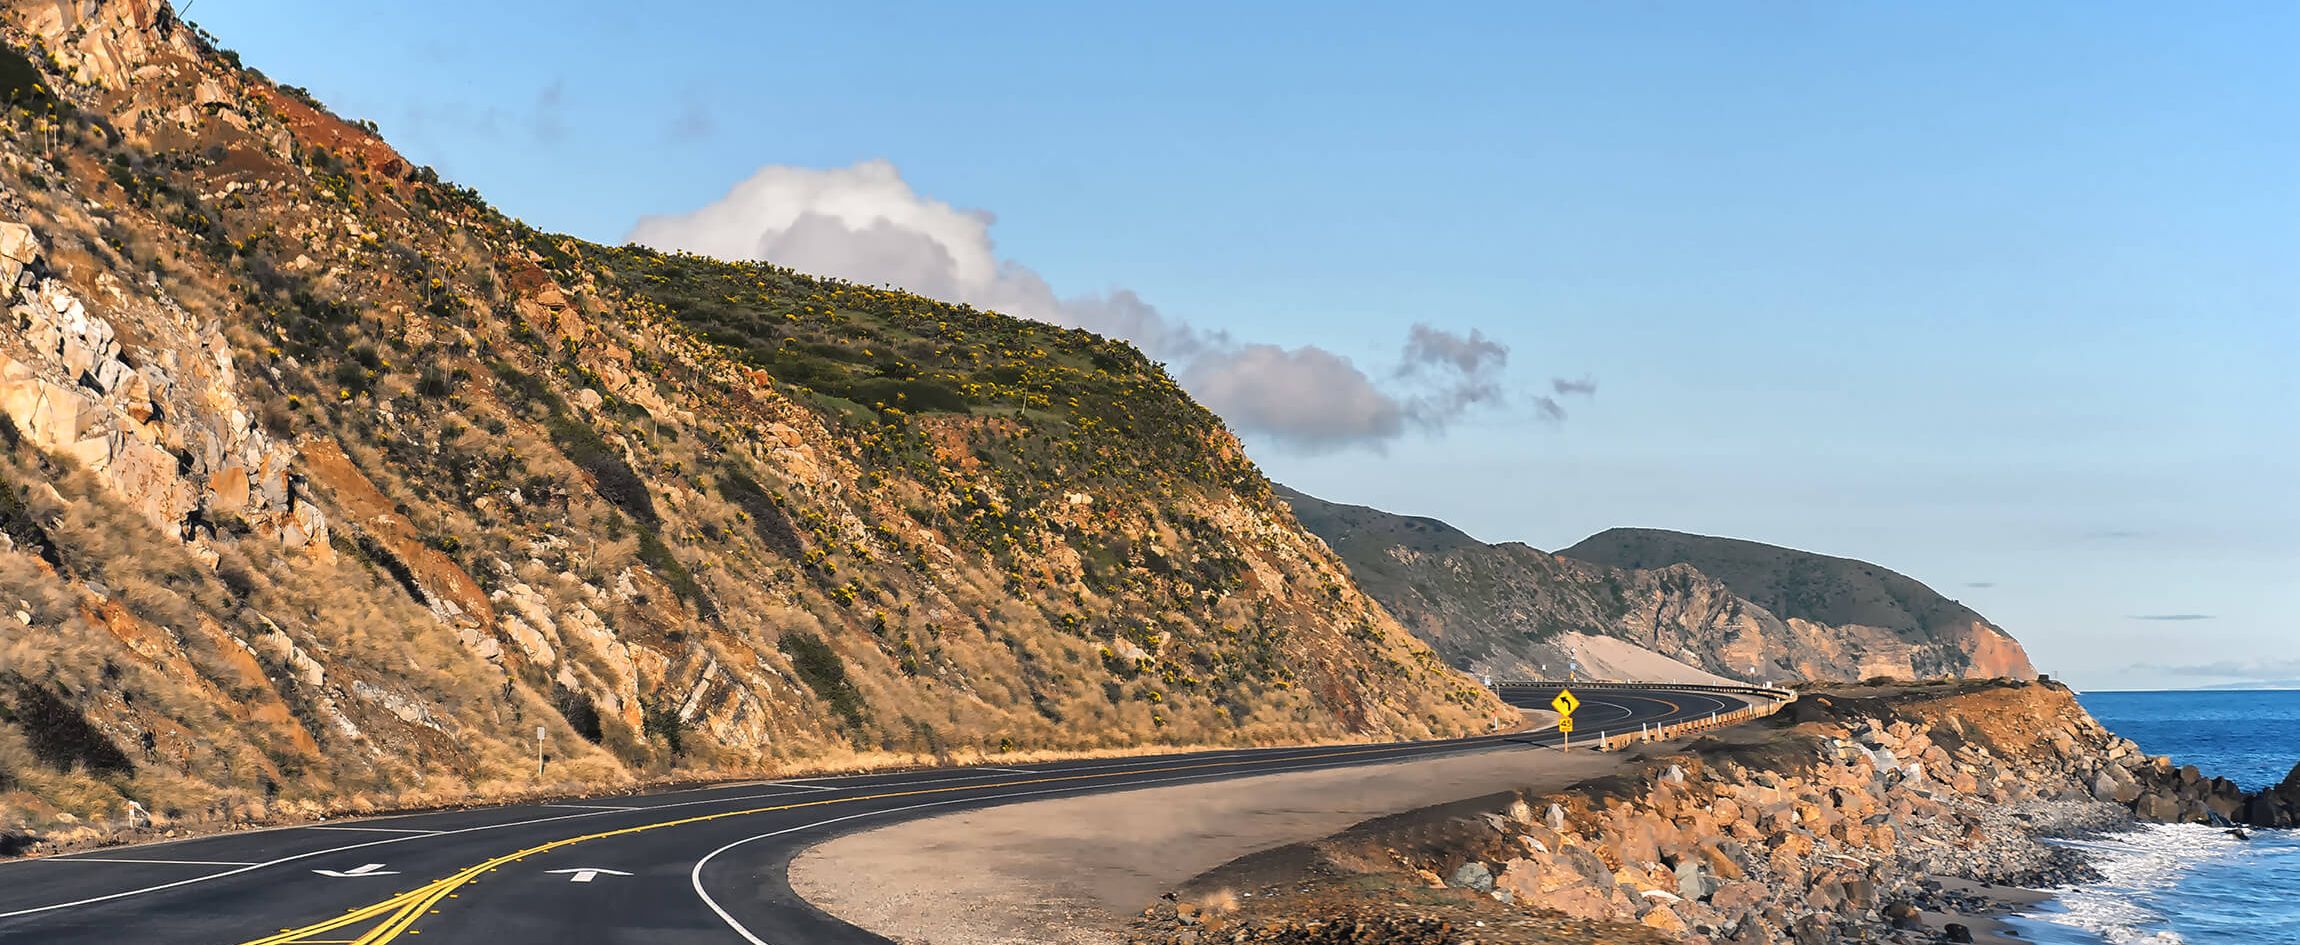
left=1552, top=688, right=1580, bottom=748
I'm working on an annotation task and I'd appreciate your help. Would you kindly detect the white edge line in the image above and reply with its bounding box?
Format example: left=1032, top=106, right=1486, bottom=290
left=301, top=826, right=445, bottom=835
left=541, top=804, right=642, bottom=811
left=43, top=858, right=260, bottom=867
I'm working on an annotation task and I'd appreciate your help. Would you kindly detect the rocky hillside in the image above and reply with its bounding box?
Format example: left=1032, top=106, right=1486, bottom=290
left=1278, top=488, right=2033, bottom=684
left=0, top=0, right=1503, bottom=842
left=1561, top=529, right=2033, bottom=682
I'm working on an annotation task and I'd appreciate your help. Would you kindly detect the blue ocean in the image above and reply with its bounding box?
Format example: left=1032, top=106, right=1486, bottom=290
left=2007, top=690, right=2300, bottom=945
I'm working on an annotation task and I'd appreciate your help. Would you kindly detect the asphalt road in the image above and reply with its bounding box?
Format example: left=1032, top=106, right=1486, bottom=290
left=0, top=684, right=1754, bottom=945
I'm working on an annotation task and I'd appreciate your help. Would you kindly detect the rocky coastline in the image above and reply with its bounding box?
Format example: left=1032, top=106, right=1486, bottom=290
left=1133, top=680, right=2300, bottom=945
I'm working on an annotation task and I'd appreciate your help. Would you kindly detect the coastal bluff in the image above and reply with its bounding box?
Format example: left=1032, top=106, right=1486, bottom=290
left=1133, top=679, right=2300, bottom=945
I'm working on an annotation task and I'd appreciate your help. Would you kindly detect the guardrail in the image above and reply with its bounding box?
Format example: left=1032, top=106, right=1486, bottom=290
left=1490, top=679, right=1799, bottom=751
left=1492, top=679, right=1798, bottom=701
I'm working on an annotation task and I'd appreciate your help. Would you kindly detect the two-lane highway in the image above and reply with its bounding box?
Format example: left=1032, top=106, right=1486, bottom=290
left=0, top=684, right=1762, bottom=944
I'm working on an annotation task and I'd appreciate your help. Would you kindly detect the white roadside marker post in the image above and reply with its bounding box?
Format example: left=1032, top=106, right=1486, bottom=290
left=536, top=724, right=547, bottom=779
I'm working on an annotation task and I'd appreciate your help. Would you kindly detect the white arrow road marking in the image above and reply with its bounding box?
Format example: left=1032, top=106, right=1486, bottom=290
left=546, top=868, right=633, bottom=883
left=311, top=863, right=398, bottom=877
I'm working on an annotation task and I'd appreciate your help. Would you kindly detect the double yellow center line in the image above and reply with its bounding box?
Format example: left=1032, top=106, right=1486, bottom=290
left=238, top=734, right=1526, bottom=944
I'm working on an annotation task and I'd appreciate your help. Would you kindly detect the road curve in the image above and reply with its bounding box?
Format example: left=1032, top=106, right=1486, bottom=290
left=0, top=684, right=1755, bottom=944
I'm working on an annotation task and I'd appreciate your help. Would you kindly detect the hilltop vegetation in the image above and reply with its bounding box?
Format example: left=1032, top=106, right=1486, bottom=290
left=602, top=248, right=1246, bottom=492
left=0, top=0, right=1500, bottom=843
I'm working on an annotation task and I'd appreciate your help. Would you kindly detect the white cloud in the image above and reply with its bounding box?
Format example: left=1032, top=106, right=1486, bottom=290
left=626, top=159, right=1556, bottom=450
left=1183, top=344, right=1405, bottom=451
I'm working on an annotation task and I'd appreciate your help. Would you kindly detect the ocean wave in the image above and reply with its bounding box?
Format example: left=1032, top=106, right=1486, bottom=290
left=2010, top=823, right=2267, bottom=944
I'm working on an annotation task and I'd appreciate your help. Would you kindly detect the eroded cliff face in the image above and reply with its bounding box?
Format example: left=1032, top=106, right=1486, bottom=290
left=0, top=0, right=1504, bottom=842
left=1278, top=487, right=2034, bottom=685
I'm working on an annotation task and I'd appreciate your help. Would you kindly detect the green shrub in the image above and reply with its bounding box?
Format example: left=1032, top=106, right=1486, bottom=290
left=2, top=677, right=134, bottom=775
left=640, top=694, right=687, bottom=756
left=0, top=45, right=61, bottom=116
left=779, top=631, right=866, bottom=729
left=635, top=528, right=712, bottom=617
left=489, top=360, right=659, bottom=527
left=552, top=685, right=604, bottom=743
left=715, top=468, right=804, bottom=558
left=0, top=475, right=61, bottom=570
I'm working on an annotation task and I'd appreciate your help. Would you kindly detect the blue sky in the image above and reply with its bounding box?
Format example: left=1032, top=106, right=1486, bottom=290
left=190, top=1, right=2297, bottom=689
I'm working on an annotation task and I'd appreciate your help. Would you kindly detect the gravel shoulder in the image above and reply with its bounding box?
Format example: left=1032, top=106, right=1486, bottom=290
left=787, top=713, right=1663, bottom=945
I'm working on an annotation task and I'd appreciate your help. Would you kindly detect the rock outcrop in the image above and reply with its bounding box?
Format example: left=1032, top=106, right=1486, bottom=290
left=0, top=208, right=326, bottom=556
left=1279, top=487, right=2034, bottom=685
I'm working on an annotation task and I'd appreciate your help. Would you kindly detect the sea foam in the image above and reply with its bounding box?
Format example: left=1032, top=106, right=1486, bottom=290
left=2009, top=823, right=2260, bottom=945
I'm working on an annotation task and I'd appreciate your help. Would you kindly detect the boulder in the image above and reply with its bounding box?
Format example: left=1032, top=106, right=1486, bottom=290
left=1544, top=884, right=1615, bottom=920
left=1676, top=860, right=1721, bottom=902
left=1642, top=905, right=1688, bottom=933
left=1711, top=880, right=1768, bottom=913
left=1882, top=899, right=1924, bottom=930
left=1494, top=857, right=1547, bottom=899
left=2091, top=767, right=2142, bottom=805
left=0, top=221, right=37, bottom=286
left=1699, top=839, right=1752, bottom=881
left=1447, top=860, right=1494, bottom=892
left=1558, top=846, right=1614, bottom=888
left=2135, top=790, right=2183, bottom=823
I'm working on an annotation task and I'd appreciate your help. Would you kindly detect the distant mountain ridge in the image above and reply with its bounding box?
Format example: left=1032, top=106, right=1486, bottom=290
left=1278, top=487, right=2036, bottom=684
left=1560, top=528, right=2007, bottom=656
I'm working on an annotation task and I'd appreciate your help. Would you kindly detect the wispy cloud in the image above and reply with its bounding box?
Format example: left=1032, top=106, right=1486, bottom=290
left=396, top=79, right=571, bottom=150
left=1964, top=581, right=1996, bottom=588
left=2145, top=657, right=2300, bottom=681
left=665, top=96, right=714, bottom=142
left=627, top=159, right=1581, bottom=452
left=2129, top=614, right=2215, bottom=622
left=1531, top=375, right=1598, bottom=423
left=529, top=79, right=568, bottom=142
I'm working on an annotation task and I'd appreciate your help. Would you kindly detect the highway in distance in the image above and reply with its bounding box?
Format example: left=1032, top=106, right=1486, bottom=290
left=0, top=684, right=1760, bottom=944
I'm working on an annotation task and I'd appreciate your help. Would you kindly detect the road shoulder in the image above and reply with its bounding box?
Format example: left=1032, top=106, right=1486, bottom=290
left=786, top=712, right=1643, bottom=945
